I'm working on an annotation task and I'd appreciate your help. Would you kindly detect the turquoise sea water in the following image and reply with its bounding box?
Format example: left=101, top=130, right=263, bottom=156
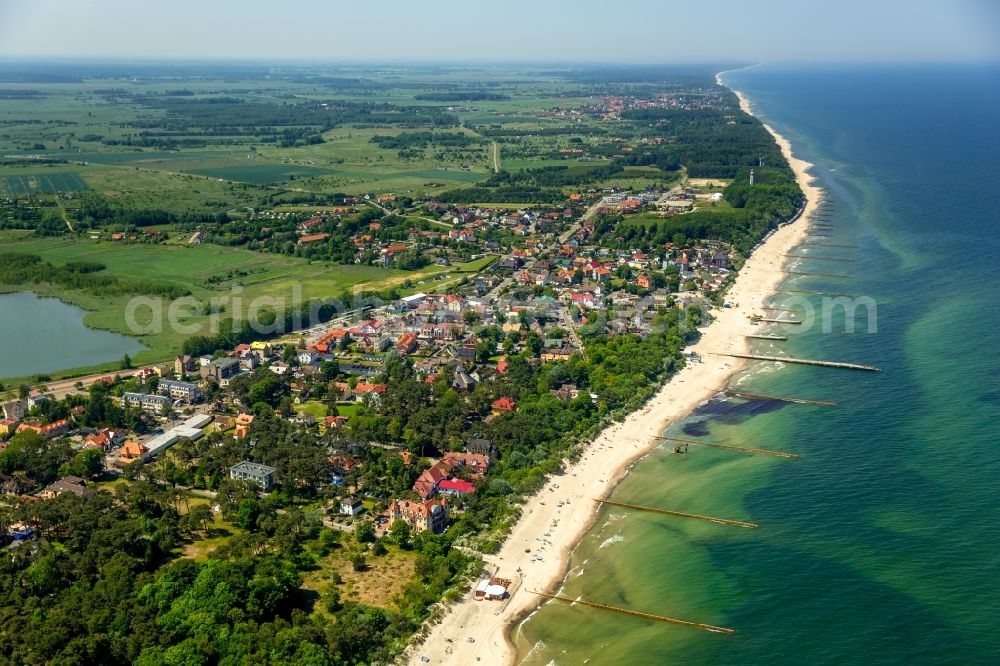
left=516, top=64, right=1000, bottom=665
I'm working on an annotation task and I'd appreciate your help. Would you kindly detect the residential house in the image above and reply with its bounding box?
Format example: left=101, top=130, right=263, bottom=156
left=1, top=399, right=27, bottom=421
left=413, top=461, right=450, bottom=499
left=269, top=361, right=291, bottom=375
left=387, top=497, right=449, bottom=533
left=550, top=383, right=581, bottom=402
left=0, top=418, right=21, bottom=436
left=157, top=379, right=203, bottom=403
left=122, top=392, right=170, bottom=415
left=353, top=383, right=387, bottom=405
left=239, top=351, right=262, bottom=371
left=437, top=479, right=475, bottom=495
left=38, top=476, right=96, bottom=499
left=0, top=473, right=33, bottom=496
left=465, top=438, right=497, bottom=461
left=115, top=440, right=148, bottom=464
left=491, top=397, right=516, bottom=416
left=200, top=357, right=241, bottom=383
left=250, top=341, right=273, bottom=356
left=441, top=451, right=491, bottom=477
left=451, top=364, right=477, bottom=393
left=234, top=413, right=254, bottom=439
left=27, top=395, right=51, bottom=410
left=395, top=332, right=418, bottom=355
left=82, top=428, right=123, bottom=451
left=298, top=233, right=330, bottom=245
left=174, top=355, right=198, bottom=375
left=229, top=461, right=276, bottom=491
left=339, top=496, right=364, bottom=516
left=16, top=419, right=69, bottom=439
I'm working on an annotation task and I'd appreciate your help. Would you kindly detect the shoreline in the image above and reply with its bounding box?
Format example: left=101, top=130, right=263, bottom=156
left=404, top=72, right=822, bottom=666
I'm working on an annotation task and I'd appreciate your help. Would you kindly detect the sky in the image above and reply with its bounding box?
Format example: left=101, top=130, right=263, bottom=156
left=0, top=0, right=997, bottom=63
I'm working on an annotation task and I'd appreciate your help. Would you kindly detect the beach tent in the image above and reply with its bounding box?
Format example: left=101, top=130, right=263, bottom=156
left=484, top=584, right=507, bottom=600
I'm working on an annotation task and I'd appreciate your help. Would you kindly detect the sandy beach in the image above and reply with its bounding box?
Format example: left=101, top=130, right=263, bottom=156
left=404, top=75, right=822, bottom=666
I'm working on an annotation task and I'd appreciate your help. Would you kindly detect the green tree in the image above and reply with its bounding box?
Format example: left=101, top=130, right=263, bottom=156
left=354, top=520, right=376, bottom=543
left=351, top=553, right=367, bottom=571
left=236, top=498, right=262, bottom=531
left=389, top=519, right=412, bottom=548
left=319, top=359, right=340, bottom=380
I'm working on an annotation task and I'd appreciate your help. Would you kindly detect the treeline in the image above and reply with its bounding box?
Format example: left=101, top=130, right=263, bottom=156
left=72, top=192, right=230, bottom=229
left=0, top=253, right=189, bottom=299
left=128, top=97, right=458, bottom=136
left=433, top=163, right=627, bottom=203
left=484, top=163, right=623, bottom=188
left=370, top=131, right=480, bottom=150
left=414, top=92, right=510, bottom=101
left=478, top=125, right=603, bottom=138
left=434, top=185, right=565, bottom=204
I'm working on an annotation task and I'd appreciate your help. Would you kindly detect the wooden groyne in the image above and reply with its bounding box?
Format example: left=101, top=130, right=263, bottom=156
left=779, top=288, right=855, bottom=298
left=785, top=270, right=853, bottom=278
left=754, top=317, right=801, bottom=324
left=784, top=254, right=855, bottom=262
left=655, top=435, right=800, bottom=459
left=723, top=389, right=837, bottom=407
left=717, top=352, right=879, bottom=372
left=801, top=242, right=858, bottom=249
left=529, top=591, right=735, bottom=635
left=745, top=334, right=787, bottom=340
left=594, top=498, right=759, bottom=529
left=807, top=233, right=832, bottom=238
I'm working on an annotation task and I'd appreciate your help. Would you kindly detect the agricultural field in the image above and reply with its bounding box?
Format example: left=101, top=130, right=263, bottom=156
left=0, top=169, right=90, bottom=194
left=0, top=64, right=613, bottom=201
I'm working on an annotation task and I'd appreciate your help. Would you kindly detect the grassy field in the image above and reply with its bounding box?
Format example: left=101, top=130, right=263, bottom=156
left=295, top=400, right=330, bottom=419
left=301, top=544, right=419, bottom=612
left=187, top=164, right=336, bottom=184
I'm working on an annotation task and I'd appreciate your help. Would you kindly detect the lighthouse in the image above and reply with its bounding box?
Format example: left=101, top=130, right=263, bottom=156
left=749, top=168, right=755, bottom=186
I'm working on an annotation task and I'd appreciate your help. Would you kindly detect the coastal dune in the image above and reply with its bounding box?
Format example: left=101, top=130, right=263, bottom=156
left=405, top=75, right=821, bottom=666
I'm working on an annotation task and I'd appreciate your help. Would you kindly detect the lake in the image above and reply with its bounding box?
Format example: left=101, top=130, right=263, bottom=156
left=0, top=291, right=146, bottom=379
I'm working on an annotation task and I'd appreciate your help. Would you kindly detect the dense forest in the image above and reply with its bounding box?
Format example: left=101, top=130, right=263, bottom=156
left=619, top=108, right=788, bottom=178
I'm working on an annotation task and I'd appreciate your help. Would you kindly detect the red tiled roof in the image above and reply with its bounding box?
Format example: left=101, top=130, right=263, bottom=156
left=492, top=397, right=516, bottom=412
left=438, top=479, right=476, bottom=494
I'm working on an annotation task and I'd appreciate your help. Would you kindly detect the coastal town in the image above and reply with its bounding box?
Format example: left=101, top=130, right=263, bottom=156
left=0, top=60, right=806, bottom=666
left=0, top=4, right=991, bottom=666
left=2, top=181, right=737, bottom=533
